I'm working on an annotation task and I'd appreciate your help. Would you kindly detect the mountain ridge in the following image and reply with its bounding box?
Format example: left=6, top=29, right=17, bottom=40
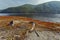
left=1, top=1, right=60, bottom=13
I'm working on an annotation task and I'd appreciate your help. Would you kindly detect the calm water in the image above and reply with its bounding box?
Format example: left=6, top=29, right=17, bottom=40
left=0, top=13, right=60, bottom=23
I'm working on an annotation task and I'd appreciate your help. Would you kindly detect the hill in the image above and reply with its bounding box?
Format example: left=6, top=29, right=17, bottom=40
left=1, top=1, right=60, bottom=14
left=1, top=4, right=34, bottom=13
left=34, top=1, right=60, bottom=13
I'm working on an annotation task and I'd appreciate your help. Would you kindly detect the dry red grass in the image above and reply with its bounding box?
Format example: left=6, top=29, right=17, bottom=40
left=0, top=16, right=60, bottom=40
left=0, top=16, right=60, bottom=31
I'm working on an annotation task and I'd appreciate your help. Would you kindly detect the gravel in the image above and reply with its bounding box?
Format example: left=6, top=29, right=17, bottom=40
left=25, top=31, right=60, bottom=40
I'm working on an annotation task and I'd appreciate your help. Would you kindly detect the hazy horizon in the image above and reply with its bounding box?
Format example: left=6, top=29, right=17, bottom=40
left=0, top=0, right=60, bottom=10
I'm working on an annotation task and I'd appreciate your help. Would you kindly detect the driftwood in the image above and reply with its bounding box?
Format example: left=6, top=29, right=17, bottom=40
left=0, top=16, right=60, bottom=40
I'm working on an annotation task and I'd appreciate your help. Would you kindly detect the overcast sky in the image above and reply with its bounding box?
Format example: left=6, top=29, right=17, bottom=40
left=0, top=0, right=60, bottom=10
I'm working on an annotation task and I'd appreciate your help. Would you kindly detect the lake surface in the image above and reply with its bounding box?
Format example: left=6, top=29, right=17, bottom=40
left=0, top=13, right=60, bottom=23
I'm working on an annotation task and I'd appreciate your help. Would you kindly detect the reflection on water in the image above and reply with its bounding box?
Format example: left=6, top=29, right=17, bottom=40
left=33, top=17, right=60, bottom=23
left=0, top=13, right=9, bottom=16
left=0, top=13, right=60, bottom=22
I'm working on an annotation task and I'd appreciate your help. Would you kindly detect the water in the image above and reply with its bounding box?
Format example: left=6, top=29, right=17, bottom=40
left=33, top=16, right=60, bottom=23
left=0, top=13, right=60, bottom=40
left=0, top=13, right=60, bottom=23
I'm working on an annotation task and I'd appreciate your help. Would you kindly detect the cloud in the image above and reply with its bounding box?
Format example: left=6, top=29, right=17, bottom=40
left=0, top=0, right=60, bottom=9
left=36, top=0, right=53, bottom=4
